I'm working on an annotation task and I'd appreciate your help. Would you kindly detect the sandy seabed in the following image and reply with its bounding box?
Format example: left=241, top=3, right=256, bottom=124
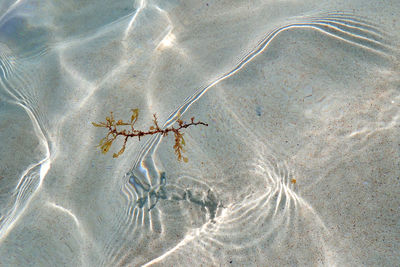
left=0, top=0, right=399, bottom=266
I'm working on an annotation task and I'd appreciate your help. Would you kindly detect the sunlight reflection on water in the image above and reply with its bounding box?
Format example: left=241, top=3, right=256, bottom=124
left=0, top=0, right=399, bottom=266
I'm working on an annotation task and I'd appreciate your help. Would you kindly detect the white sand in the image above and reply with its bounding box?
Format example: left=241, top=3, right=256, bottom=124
left=0, top=0, right=399, bottom=266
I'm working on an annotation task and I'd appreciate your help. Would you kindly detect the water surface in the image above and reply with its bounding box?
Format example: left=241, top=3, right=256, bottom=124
left=0, top=0, right=399, bottom=266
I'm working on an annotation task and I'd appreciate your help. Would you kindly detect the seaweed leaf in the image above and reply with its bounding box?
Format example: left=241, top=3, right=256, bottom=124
left=92, top=122, right=107, bottom=127
left=130, top=109, right=139, bottom=124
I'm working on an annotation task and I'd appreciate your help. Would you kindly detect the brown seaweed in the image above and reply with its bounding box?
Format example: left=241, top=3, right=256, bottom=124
left=92, top=109, right=208, bottom=162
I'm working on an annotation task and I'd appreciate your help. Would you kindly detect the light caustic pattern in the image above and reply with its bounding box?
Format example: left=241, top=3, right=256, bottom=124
left=104, top=9, right=398, bottom=267
left=0, top=1, right=399, bottom=266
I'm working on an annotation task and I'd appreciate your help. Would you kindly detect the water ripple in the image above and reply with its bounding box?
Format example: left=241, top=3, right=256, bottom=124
left=91, top=12, right=400, bottom=266
left=1, top=2, right=398, bottom=264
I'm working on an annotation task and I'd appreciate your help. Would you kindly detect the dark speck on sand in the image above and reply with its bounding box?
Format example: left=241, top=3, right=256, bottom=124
left=256, top=106, right=262, bottom=116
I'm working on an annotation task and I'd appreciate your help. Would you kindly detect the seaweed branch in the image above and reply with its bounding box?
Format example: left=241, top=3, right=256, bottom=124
left=92, top=109, right=208, bottom=162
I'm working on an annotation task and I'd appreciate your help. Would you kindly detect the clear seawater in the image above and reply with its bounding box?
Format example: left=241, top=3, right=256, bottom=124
left=0, top=0, right=399, bottom=266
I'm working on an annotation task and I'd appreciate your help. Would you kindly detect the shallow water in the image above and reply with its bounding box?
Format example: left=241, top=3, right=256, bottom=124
left=0, top=0, right=399, bottom=266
